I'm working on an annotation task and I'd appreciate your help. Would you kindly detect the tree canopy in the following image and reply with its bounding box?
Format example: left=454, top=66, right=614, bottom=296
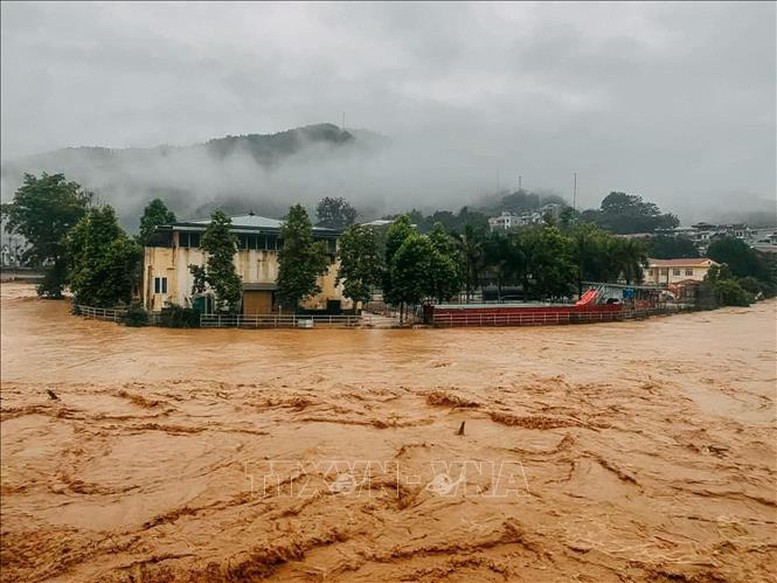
left=3, top=173, right=92, bottom=297
left=189, top=210, right=242, bottom=312
left=69, top=205, right=142, bottom=307
left=582, top=191, right=679, bottom=234
left=336, top=224, right=383, bottom=308
left=316, top=196, right=357, bottom=230
left=139, top=198, right=176, bottom=244
left=277, top=204, right=330, bottom=310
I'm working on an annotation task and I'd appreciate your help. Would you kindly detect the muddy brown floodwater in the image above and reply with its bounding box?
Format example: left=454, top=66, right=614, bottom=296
left=1, top=282, right=775, bottom=583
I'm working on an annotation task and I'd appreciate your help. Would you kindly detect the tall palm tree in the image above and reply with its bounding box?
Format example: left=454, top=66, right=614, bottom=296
left=455, top=224, right=485, bottom=302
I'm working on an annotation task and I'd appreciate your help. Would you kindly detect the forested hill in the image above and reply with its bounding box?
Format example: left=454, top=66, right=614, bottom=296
left=3, top=123, right=359, bottom=173
left=0, top=123, right=383, bottom=229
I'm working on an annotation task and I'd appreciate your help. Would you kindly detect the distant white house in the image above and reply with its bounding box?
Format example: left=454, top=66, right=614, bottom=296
left=488, top=203, right=563, bottom=231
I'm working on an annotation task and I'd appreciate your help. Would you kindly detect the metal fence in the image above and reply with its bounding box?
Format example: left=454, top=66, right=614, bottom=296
left=199, top=313, right=362, bottom=329
left=74, top=305, right=127, bottom=323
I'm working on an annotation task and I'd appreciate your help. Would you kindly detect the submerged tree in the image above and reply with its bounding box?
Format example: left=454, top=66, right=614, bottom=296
left=277, top=204, right=329, bottom=310
left=189, top=210, right=242, bottom=312
left=3, top=172, right=91, bottom=297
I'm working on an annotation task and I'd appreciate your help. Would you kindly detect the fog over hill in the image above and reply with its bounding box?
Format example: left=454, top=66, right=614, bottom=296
left=1, top=3, right=774, bottom=230
left=3, top=119, right=776, bottom=230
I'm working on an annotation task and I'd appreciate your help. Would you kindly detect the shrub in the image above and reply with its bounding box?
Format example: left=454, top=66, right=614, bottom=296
left=122, top=300, right=150, bottom=327
left=159, top=303, right=200, bottom=328
left=715, top=279, right=753, bottom=307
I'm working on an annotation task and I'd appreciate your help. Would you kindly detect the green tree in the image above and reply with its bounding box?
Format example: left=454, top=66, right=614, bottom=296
left=427, top=223, right=463, bottom=303
left=277, top=204, right=329, bottom=310
left=647, top=235, right=699, bottom=259
left=189, top=210, right=242, bottom=312
left=316, top=196, right=358, bottom=230
left=139, top=198, right=176, bottom=244
left=454, top=224, right=486, bottom=302
left=68, top=206, right=142, bottom=307
left=482, top=230, right=523, bottom=300
left=707, top=237, right=769, bottom=280
left=336, top=224, right=383, bottom=309
left=523, top=226, right=577, bottom=300
left=382, top=214, right=416, bottom=307
left=389, top=233, right=436, bottom=323
left=3, top=172, right=92, bottom=297
left=587, top=191, right=679, bottom=234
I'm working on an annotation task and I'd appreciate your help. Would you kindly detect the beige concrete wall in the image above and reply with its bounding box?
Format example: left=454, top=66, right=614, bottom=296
left=643, top=265, right=711, bottom=286
left=143, top=242, right=350, bottom=311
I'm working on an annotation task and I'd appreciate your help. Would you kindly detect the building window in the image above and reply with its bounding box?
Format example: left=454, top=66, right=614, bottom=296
left=180, top=232, right=200, bottom=248
left=673, top=269, right=681, bottom=276
left=154, top=276, right=168, bottom=294
left=685, top=269, right=693, bottom=276
left=660, top=269, right=668, bottom=276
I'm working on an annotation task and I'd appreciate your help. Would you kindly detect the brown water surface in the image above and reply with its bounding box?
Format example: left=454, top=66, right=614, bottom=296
left=1, top=283, right=775, bottom=582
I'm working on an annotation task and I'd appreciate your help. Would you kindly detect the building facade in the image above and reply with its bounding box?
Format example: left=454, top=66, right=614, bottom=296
left=142, top=214, right=348, bottom=313
left=643, top=257, right=720, bottom=286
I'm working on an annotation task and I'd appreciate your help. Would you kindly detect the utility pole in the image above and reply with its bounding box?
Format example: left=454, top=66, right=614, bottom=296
left=518, top=175, right=522, bottom=192
left=573, top=172, right=578, bottom=210
left=342, top=112, right=346, bottom=130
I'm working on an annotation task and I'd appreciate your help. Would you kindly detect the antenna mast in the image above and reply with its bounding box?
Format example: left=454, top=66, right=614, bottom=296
left=573, top=172, right=578, bottom=210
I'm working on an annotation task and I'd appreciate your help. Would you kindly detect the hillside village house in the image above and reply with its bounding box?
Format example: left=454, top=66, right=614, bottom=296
left=142, top=214, right=348, bottom=314
left=643, top=257, right=720, bottom=286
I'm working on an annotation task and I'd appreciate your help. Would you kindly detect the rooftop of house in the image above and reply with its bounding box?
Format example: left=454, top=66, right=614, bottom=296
left=646, top=257, right=719, bottom=268
left=189, top=214, right=284, bottom=229
left=157, top=213, right=339, bottom=236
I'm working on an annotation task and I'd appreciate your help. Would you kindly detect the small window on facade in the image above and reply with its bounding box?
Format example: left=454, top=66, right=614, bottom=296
left=660, top=268, right=668, bottom=275
left=685, top=269, right=693, bottom=276
left=154, top=277, right=168, bottom=294
left=673, top=269, right=681, bottom=276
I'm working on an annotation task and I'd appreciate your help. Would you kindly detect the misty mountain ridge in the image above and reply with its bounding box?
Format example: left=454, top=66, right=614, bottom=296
left=0, top=123, right=393, bottom=229
left=1, top=122, right=773, bottom=231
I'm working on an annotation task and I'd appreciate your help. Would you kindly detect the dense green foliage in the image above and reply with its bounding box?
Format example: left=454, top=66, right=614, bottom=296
left=159, top=304, right=201, bottom=327
left=68, top=206, right=142, bottom=307
left=427, top=223, right=463, bottom=303
left=706, top=236, right=775, bottom=299
left=122, top=299, right=150, bottom=327
left=646, top=235, right=700, bottom=259
left=138, top=198, right=176, bottom=244
left=336, top=224, right=383, bottom=308
left=703, top=264, right=755, bottom=307
left=2, top=173, right=92, bottom=297
left=276, top=204, right=330, bottom=310
left=400, top=207, right=490, bottom=234
left=189, top=210, right=242, bottom=312
left=374, top=214, right=651, bottom=315
left=581, top=191, right=679, bottom=234
left=316, top=196, right=358, bottom=230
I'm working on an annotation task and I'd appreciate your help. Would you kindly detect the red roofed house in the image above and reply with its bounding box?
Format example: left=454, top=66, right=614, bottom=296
left=643, top=258, right=720, bottom=286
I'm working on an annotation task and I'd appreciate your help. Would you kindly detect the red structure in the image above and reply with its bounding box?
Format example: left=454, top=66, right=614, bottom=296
left=426, top=302, right=624, bottom=327
left=425, top=285, right=661, bottom=328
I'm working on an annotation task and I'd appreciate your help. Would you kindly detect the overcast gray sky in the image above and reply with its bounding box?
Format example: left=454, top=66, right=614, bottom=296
left=1, top=1, right=775, bottom=217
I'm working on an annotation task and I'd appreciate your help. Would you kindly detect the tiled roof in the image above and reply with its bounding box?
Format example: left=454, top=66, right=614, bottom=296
left=646, top=258, right=719, bottom=267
